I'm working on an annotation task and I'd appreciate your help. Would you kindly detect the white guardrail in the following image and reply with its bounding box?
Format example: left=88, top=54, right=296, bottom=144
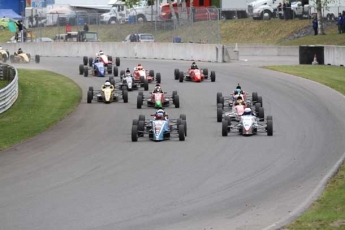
left=0, top=64, right=18, bottom=114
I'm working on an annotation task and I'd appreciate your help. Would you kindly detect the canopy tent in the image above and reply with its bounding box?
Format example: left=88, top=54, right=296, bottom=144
left=0, top=9, right=22, bottom=20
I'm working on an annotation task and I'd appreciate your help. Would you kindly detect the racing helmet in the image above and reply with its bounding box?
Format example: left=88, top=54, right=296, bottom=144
left=156, top=109, right=165, bottom=119
left=126, top=68, right=130, bottom=73
left=237, top=95, right=243, bottom=101
left=18, top=48, right=22, bottom=53
left=99, top=50, right=104, bottom=55
left=105, top=82, right=111, bottom=87
left=243, top=108, right=252, bottom=115
left=236, top=84, right=242, bottom=89
left=137, top=64, right=143, bottom=70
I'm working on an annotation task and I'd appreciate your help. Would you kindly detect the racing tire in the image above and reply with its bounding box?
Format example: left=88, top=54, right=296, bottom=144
left=217, top=92, right=222, bottom=104
left=258, top=96, right=263, bottom=106
left=156, top=73, right=161, bottom=83
left=122, top=85, right=128, bottom=91
left=267, top=115, right=273, bottom=121
left=259, top=107, right=265, bottom=120
left=132, top=125, right=138, bottom=142
left=9, top=55, right=14, bottom=63
left=177, top=118, right=181, bottom=128
left=88, top=57, right=93, bottom=67
left=107, top=64, right=112, bottom=74
left=225, top=116, right=231, bottom=126
left=217, top=103, right=223, bottom=109
left=120, top=70, right=125, bottom=77
left=180, top=114, right=186, bottom=121
left=108, top=55, right=112, bottom=62
left=35, top=55, right=40, bottom=64
left=174, top=95, right=180, bottom=108
left=178, top=125, right=185, bottom=141
left=181, top=120, right=187, bottom=136
left=210, top=71, right=216, bottom=82
left=203, top=68, right=208, bottom=77
left=88, top=86, right=94, bottom=92
left=143, top=80, right=149, bottom=91
left=84, top=67, right=88, bottom=77
left=132, top=119, right=138, bottom=126
left=174, top=68, right=179, bottom=80
left=149, top=70, right=154, bottom=78
left=87, top=90, right=93, bottom=103
left=122, top=90, right=128, bottom=103
left=179, top=71, right=184, bottom=82
left=219, top=97, right=224, bottom=108
left=139, top=114, right=145, bottom=122
left=217, top=108, right=223, bottom=122
left=138, top=91, right=144, bottom=97
left=116, top=57, right=120, bottom=67
left=255, top=103, right=261, bottom=114
left=137, top=95, right=143, bottom=109
left=138, top=121, right=145, bottom=137
left=172, top=91, right=177, bottom=99
left=267, top=120, right=273, bottom=136
left=140, top=76, right=145, bottom=85
left=79, top=64, right=84, bottom=75
left=222, top=120, right=229, bottom=136
left=109, top=76, right=115, bottom=86
left=83, top=56, right=88, bottom=65
left=113, top=66, right=118, bottom=77
left=252, top=92, right=258, bottom=103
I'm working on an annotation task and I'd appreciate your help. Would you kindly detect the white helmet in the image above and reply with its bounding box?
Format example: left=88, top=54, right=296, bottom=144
left=99, top=50, right=104, bottom=55
left=243, top=108, right=252, bottom=115
left=105, top=82, right=111, bottom=87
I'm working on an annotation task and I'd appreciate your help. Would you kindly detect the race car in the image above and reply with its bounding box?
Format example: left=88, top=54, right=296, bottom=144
left=216, top=87, right=263, bottom=108
left=82, top=52, right=120, bottom=74
left=136, top=88, right=180, bottom=109
left=217, top=101, right=264, bottom=122
left=9, top=51, right=40, bottom=64
left=174, top=66, right=215, bottom=83
left=116, top=69, right=140, bottom=91
left=132, top=63, right=161, bottom=84
left=222, top=111, right=273, bottom=136
left=131, top=113, right=187, bottom=142
left=79, top=61, right=106, bottom=77
left=87, top=81, right=128, bottom=104
left=113, top=66, right=150, bottom=91
left=0, top=49, right=9, bottom=62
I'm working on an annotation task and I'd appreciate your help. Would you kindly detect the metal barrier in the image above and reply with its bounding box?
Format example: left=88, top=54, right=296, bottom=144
left=0, top=64, right=18, bottom=114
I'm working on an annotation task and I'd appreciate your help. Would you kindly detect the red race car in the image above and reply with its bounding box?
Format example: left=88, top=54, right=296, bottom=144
left=174, top=64, right=215, bottom=83
left=132, top=64, right=162, bottom=90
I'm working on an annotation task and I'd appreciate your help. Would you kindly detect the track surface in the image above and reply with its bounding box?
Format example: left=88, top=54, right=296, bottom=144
left=1, top=57, right=345, bottom=230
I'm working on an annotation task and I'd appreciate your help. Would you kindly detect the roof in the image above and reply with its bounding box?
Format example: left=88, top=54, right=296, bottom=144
left=0, top=9, right=22, bottom=20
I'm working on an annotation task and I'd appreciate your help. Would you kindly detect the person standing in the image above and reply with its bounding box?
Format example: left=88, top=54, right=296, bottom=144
left=337, top=13, right=343, bottom=34
left=15, top=20, right=24, bottom=42
left=312, top=16, right=318, bottom=35
left=83, top=23, right=89, bottom=32
left=65, top=23, right=72, bottom=33
left=342, top=11, right=345, bottom=33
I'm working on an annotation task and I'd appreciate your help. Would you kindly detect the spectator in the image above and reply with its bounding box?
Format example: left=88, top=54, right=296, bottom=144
left=15, top=20, right=24, bottom=42
left=34, top=14, right=39, bottom=27
left=283, top=2, right=287, bottom=20
left=312, top=16, right=318, bottom=35
left=65, top=23, right=72, bottom=33
left=29, top=15, right=33, bottom=27
left=337, top=13, right=343, bottom=34
left=342, top=11, right=345, bottom=33
left=15, top=32, right=19, bottom=42
left=83, top=23, right=89, bottom=32
left=130, top=33, right=136, bottom=42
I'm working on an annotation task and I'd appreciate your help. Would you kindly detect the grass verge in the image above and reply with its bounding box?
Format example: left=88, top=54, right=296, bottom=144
left=264, top=65, right=345, bottom=230
left=0, top=69, right=81, bottom=151
left=0, top=80, right=8, bottom=88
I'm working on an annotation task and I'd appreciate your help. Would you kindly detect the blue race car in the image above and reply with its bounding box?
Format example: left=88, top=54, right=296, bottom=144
left=79, top=59, right=106, bottom=77
left=131, top=113, right=187, bottom=142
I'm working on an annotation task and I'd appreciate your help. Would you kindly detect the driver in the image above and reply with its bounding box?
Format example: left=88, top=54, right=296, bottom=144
left=243, top=108, right=253, bottom=116
left=234, top=95, right=245, bottom=106
left=99, top=50, right=104, bottom=56
left=102, top=81, right=112, bottom=89
left=153, top=84, right=163, bottom=93
left=125, top=68, right=131, bottom=74
left=155, top=109, right=168, bottom=120
left=137, top=64, right=143, bottom=71
left=17, top=48, right=23, bottom=55
left=190, top=61, right=198, bottom=69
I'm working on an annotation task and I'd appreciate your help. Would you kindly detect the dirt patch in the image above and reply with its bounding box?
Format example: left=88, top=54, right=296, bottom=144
left=330, top=219, right=345, bottom=227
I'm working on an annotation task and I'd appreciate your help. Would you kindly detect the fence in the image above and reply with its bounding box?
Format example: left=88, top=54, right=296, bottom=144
left=0, top=64, right=18, bottom=114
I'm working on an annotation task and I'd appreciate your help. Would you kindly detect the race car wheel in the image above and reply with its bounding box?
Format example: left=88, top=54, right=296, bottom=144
left=35, top=55, right=40, bottom=64
left=132, top=119, right=139, bottom=126
left=79, top=64, right=84, bottom=75
left=132, top=125, right=138, bottom=142
left=174, top=95, right=180, bottom=108
left=108, top=56, right=112, bottom=62
left=120, top=70, right=125, bottom=77
left=258, top=96, right=263, bottom=106
left=181, top=120, right=187, bottom=136
left=88, top=57, right=93, bottom=67
left=9, top=55, right=14, bottom=63
left=84, top=67, right=88, bottom=77
left=138, top=121, right=145, bottom=137
left=203, top=68, right=208, bottom=77
left=122, top=90, right=128, bottom=103
left=255, top=103, right=261, bottom=114
left=109, top=77, right=115, bottom=86
left=252, top=92, right=258, bottom=103
left=219, top=97, right=224, bottom=108
left=267, top=119, right=273, bottom=136
left=83, top=56, right=88, bottom=65
left=178, top=125, right=185, bottom=141
left=217, top=108, right=223, bottom=122
left=259, top=107, right=265, bottom=120
left=143, top=80, right=149, bottom=91
left=88, top=86, right=94, bottom=94
left=138, top=91, right=144, bottom=97
left=137, top=95, right=143, bottom=109
left=87, top=90, right=93, bottom=103
left=116, top=57, right=120, bottom=67
left=216, top=92, right=222, bottom=104
left=108, top=64, right=112, bottom=74
left=172, top=91, right=177, bottom=99
left=149, top=70, right=154, bottom=77
left=180, top=114, right=186, bottom=121
left=210, top=71, right=216, bottom=82
left=156, top=73, right=161, bottom=83
left=217, top=103, right=223, bottom=109
left=174, top=69, right=180, bottom=80
left=267, top=115, right=273, bottom=121
left=139, top=114, right=145, bottom=122
left=179, top=71, right=184, bottom=82
left=222, top=120, right=229, bottom=136
left=113, top=66, right=118, bottom=77
left=225, top=116, right=231, bottom=126
left=122, top=85, right=128, bottom=91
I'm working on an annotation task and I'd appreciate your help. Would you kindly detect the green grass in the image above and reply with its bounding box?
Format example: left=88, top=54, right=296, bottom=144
left=0, top=69, right=81, bottom=151
left=264, top=65, right=345, bottom=230
left=0, top=18, right=342, bottom=45
left=0, top=79, right=8, bottom=88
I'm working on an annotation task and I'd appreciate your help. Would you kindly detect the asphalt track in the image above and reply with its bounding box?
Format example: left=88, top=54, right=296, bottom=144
left=1, top=56, right=345, bottom=230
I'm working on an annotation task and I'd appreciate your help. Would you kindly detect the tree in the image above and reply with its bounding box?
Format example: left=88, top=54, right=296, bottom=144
left=312, top=0, right=336, bottom=35
left=120, top=0, right=141, bottom=8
